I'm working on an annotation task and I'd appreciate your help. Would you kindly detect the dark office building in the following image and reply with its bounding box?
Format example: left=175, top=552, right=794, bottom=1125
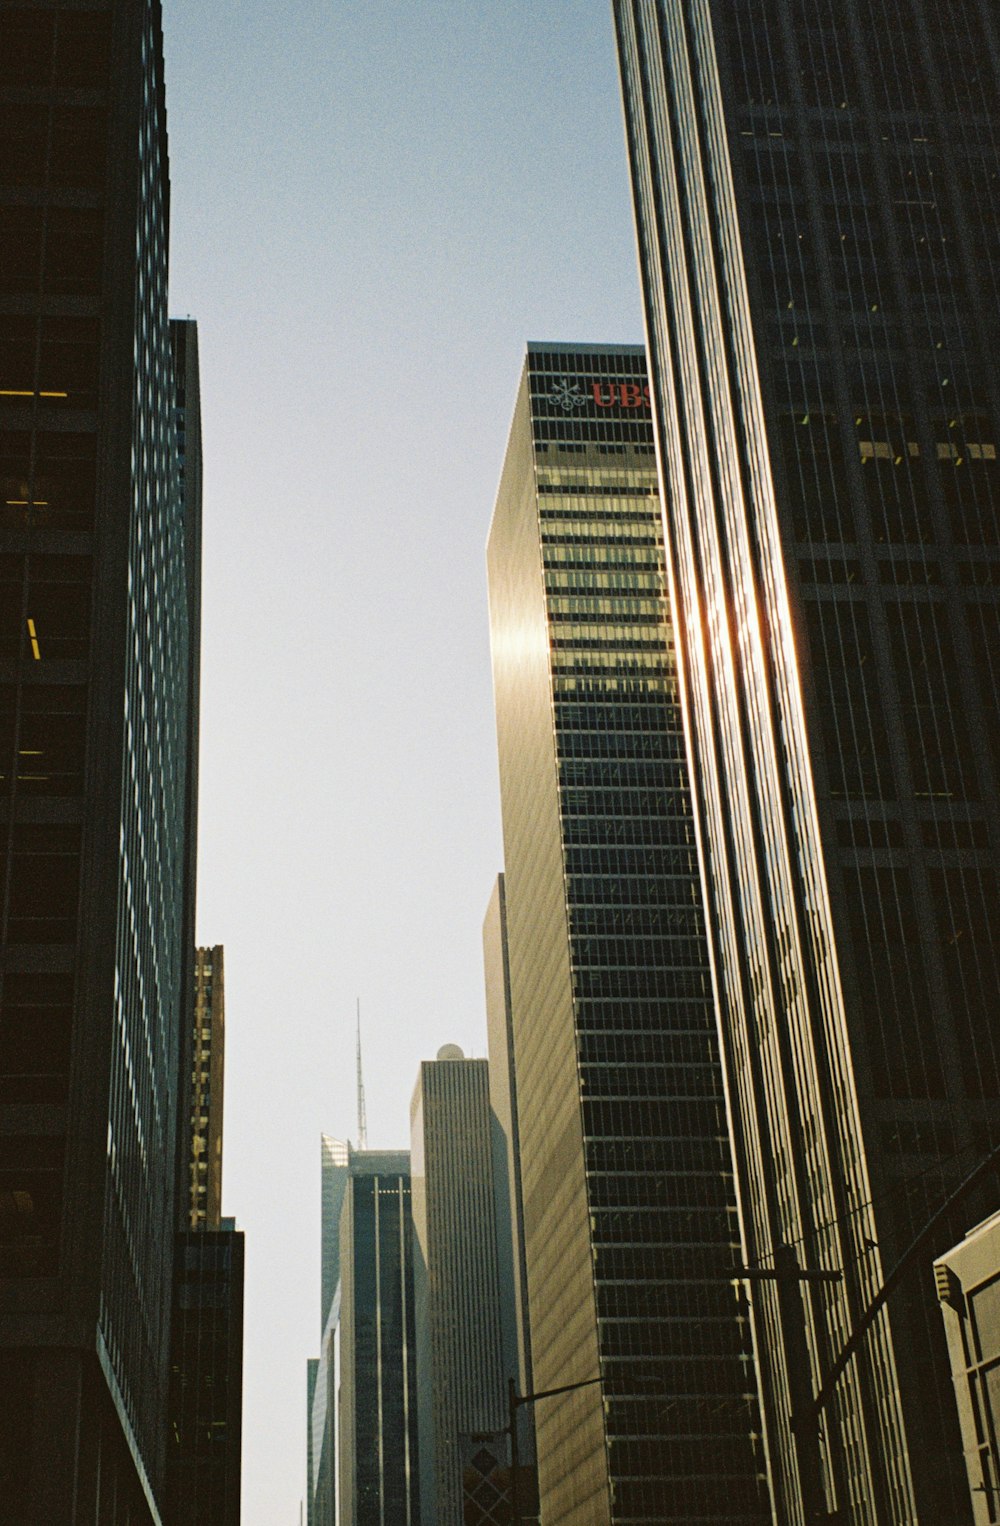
left=0, top=4, right=199, bottom=1520
left=615, top=4, right=1000, bottom=1522
left=173, top=324, right=205, bottom=1235
left=166, top=1224, right=245, bottom=1526
left=166, top=944, right=243, bottom=1526
left=338, top=1149, right=420, bottom=1526
left=487, top=345, right=769, bottom=1524
left=163, top=346, right=242, bottom=1526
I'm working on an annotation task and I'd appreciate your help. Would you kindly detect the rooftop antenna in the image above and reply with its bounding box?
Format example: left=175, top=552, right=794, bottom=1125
left=356, top=999, right=368, bottom=1150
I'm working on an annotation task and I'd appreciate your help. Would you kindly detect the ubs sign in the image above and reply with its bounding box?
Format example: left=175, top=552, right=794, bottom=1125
left=547, top=376, right=651, bottom=413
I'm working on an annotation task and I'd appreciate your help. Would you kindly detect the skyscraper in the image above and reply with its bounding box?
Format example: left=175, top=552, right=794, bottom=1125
left=338, top=1148, right=420, bottom=1526
left=172, top=320, right=204, bottom=1234
left=166, top=1220, right=245, bottom=1526
left=320, top=1132, right=350, bottom=1334
left=0, top=4, right=198, bottom=1520
left=306, top=1358, right=321, bottom=1526
left=614, top=4, right=1000, bottom=1521
left=185, top=945, right=226, bottom=1230
left=482, top=876, right=535, bottom=1413
left=410, top=1047, right=509, bottom=1526
left=166, top=939, right=243, bottom=1526
left=486, top=345, right=769, bottom=1525
left=307, top=1133, right=350, bottom=1526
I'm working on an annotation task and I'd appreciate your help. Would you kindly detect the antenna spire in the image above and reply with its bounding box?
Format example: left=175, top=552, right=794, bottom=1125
left=356, top=999, right=368, bottom=1150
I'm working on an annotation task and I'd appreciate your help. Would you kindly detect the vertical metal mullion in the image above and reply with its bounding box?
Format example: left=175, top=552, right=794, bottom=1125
left=374, top=1176, right=384, bottom=1526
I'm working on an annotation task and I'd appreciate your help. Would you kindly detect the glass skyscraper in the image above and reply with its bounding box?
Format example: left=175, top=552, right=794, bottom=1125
left=307, top=1133, right=350, bottom=1526
left=614, top=3, right=1000, bottom=1522
left=487, top=344, right=769, bottom=1525
left=0, top=4, right=199, bottom=1519
left=338, top=1149, right=420, bottom=1526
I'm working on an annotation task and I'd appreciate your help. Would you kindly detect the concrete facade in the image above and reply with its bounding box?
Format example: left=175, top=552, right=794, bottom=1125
left=937, top=1213, right=1000, bottom=1523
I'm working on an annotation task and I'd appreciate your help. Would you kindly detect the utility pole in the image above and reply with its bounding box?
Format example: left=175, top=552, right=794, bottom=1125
left=741, top=1244, right=841, bottom=1525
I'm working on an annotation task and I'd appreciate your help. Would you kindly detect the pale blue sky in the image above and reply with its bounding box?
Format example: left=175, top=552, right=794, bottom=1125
left=162, top=3, right=642, bottom=1518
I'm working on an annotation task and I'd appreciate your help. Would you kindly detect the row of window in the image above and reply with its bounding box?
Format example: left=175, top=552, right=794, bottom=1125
left=0, top=1132, right=64, bottom=1275
left=575, top=999, right=719, bottom=1034
left=563, top=822, right=698, bottom=856
left=586, top=1133, right=729, bottom=1177
left=570, top=904, right=704, bottom=936
left=0, top=10, right=111, bottom=88
left=581, top=1062, right=724, bottom=1103
left=588, top=1171, right=732, bottom=1210
left=1, top=427, right=97, bottom=531
left=578, top=1030, right=719, bottom=1066
left=594, top=1242, right=741, bottom=1284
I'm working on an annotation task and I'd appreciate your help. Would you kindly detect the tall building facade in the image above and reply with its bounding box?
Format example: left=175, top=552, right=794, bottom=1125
left=483, top=877, right=541, bottom=1524
left=338, top=1149, right=420, bottom=1526
left=307, top=1133, right=349, bottom=1526
left=306, top=1358, right=321, bottom=1526
left=486, top=345, right=769, bottom=1525
left=166, top=936, right=243, bottom=1526
left=166, top=1222, right=245, bottom=1526
left=0, top=4, right=198, bottom=1521
left=172, top=320, right=204, bottom=1233
left=614, top=4, right=1000, bottom=1522
left=186, top=945, right=226, bottom=1229
left=483, top=877, right=534, bottom=1409
left=320, top=1132, right=350, bottom=1333
left=410, top=1048, right=509, bottom=1526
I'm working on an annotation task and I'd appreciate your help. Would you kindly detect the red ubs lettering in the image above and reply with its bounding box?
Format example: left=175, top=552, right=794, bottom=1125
left=591, top=382, right=651, bottom=408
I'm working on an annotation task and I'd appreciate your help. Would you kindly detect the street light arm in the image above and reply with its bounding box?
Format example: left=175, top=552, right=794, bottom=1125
left=513, top=1375, right=603, bottom=1410
left=808, top=1139, right=1000, bottom=1425
left=508, top=1373, right=604, bottom=1526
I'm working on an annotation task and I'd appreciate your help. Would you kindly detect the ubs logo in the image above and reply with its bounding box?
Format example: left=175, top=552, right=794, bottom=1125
left=547, top=376, right=651, bottom=411
left=548, top=378, right=588, bottom=413
left=592, top=381, right=651, bottom=409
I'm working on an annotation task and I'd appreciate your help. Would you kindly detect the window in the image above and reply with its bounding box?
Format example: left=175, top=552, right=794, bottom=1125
left=0, top=972, right=73, bottom=1104
left=3, top=822, right=82, bottom=944
left=0, top=1134, right=64, bottom=1277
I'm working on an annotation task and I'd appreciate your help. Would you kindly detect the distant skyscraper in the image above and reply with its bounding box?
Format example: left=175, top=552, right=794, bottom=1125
left=306, top=1359, right=321, bottom=1526
left=308, top=1134, right=349, bottom=1526
left=486, top=345, right=769, bottom=1525
left=410, top=1048, right=509, bottom=1526
left=338, top=1148, right=419, bottom=1526
left=185, top=945, right=226, bottom=1229
left=320, top=1134, right=350, bottom=1331
left=0, top=5, right=199, bottom=1520
left=166, top=938, right=243, bottom=1526
left=172, top=318, right=204, bottom=1234
left=615, top=3, right=1000, bottom=1521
